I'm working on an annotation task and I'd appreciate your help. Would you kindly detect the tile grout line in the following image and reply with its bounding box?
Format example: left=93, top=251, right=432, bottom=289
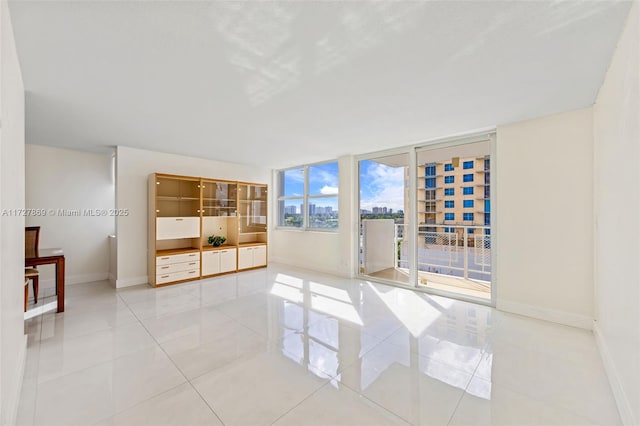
left=478, top=319, right=616, bottom=425
left=266, top=320, right=408, bottom=425
left=444, top=320, right=493, bottom=426
left=267, top=376, right=334, bottom=425
left=28, top=289, right=169, bottom=425
left=336, top=379, right=415, bottom=425
left=31, top=321, right=154, bottom=386
left=115, top=288, right=228, bottom=426
left=444, top=363, right=480, bottom=425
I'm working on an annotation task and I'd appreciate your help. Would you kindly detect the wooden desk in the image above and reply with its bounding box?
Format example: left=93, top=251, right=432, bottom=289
left=25, top=248, right=65, bottom=313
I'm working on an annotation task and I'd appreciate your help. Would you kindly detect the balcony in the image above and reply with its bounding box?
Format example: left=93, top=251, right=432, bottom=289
left=364, top=224, right=491, bottom=300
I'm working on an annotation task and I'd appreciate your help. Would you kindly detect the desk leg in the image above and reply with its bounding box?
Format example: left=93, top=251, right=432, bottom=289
left=57, top=257, right=65, bottom=313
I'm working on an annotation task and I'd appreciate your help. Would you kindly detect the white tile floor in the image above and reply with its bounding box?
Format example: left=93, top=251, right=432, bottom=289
left=17, top=264, right=621, bottom=426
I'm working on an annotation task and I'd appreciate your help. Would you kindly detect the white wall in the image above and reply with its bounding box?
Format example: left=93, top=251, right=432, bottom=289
left=115, top=146, right=270, bottom=287
left=0, top=1, right=25, bottom=424
left=269, top=155, right=355, bottom=278
left=593, top=3, right=639, bottom=424
left=25, top=145, right=114, bottom=287
left=496, top=108, right=594, bottom=329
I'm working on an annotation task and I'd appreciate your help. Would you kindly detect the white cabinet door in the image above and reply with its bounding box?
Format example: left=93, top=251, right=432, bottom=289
left=253, top=245, right=267, bottom=267
left=156, top=217, right=200, bottom=240
left=202, top=251, right=221, bottom=276
left=220, top=249, right=237, bottom=273
left=238, top=247, right=253, bottom=270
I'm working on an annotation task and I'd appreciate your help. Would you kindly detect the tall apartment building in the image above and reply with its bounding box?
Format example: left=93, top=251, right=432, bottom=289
left=419, top=156, right=490, bottom=240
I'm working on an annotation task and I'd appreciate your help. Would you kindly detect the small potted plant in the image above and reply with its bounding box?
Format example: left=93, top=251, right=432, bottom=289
left=208, top=235, right=226, bottom=247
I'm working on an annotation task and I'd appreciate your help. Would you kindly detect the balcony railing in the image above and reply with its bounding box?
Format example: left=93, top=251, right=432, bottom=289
left=394, top=224, right=491, bottom=282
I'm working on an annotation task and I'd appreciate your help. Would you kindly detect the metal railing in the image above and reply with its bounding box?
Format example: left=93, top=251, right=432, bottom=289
left=394, top=224, right=491, bottom=281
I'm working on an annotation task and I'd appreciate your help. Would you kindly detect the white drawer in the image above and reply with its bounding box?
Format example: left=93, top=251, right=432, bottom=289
left=157, top=217, right=200, bottom=240
left=156, top=252, right=200, bottom=266
left=156, top=268, right=199, bottom=285
left=156, top=260, right=200, bottom=275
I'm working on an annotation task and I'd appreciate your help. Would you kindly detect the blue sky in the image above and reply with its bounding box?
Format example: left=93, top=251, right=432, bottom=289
left=282, top=160, right=406, bottom=213
left=359, top=160, right=405, bottom=212
left=283, top=162, right=339, bottom=212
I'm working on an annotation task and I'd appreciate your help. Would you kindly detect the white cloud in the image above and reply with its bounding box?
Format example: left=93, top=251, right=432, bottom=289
left=310, top=168, right=338, bottom=187
left=320, top=185, right=339, bottom=195
left=360, top=162, right=406, bottom=212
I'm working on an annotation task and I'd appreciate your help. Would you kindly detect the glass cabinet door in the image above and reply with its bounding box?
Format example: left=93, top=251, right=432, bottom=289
left=155, top=177, right=200, bottom=217
left=202, top=180, right=237, bottom=217
left=238, top=184, right=267, bottom=237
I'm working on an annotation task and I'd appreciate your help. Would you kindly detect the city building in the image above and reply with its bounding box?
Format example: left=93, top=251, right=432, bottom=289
left=420, top=156, right=491, bottom=241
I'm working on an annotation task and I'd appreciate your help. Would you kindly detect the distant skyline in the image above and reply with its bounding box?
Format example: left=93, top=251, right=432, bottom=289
left=359, top=159, right=405, bottom=212
left=282, top=162, right=339, bottom=211
left=282, top=160, right=405, bottom=213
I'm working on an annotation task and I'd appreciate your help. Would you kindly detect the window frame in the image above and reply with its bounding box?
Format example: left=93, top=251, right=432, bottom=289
left=444, top=175, right=455, bottom=184
left=277, top=160, right=339, bottom=232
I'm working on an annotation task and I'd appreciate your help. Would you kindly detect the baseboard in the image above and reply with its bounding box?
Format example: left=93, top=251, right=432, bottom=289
left=115, top=275, right=149, bottom=288
left=5, top=334, right=28, bottom=426
left=108, top=272, right=116, bottom=287
left=269, top=257, right=352, bottom=278
left=40, top=272, right=110, bottom=287
left=593, top=322, right=636, bottom=426
left=496, top=299, right=593, bottom=330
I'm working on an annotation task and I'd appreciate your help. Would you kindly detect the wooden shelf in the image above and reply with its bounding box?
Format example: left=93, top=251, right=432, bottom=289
left=202, top=244, right=236, bottom=251
left=156, top=247, right=200, bottom=256
left=238, top=242, right=267, bottom=247
left=150, top=174, right=268, bottom=287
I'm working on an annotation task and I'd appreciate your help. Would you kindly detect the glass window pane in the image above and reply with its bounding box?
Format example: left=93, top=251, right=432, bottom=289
left=309, top=162, right=339, bottom=196
left=425, top=177, right=436, bottom=188
left=309, top=196, right=338, bottom=229
left=280, top=199, right=303, bottom=228
left=425, top=165, right=436, bottom=176
left=282, top=168, right=304, bottom=197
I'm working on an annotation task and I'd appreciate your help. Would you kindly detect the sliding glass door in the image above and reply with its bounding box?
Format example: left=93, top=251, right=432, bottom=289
left=415, top=140, right=492, bottom=301
left=358, top=153, right=410, bottom=285
left=357, top=136, right=493, bottom=304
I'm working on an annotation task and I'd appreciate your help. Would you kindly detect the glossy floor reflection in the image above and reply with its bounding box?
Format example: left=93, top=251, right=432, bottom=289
left=17, top=264, right=621, bottom=426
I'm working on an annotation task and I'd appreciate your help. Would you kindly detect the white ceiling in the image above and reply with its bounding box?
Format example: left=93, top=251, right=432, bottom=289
left=9, top=1, right=631, bottom=169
